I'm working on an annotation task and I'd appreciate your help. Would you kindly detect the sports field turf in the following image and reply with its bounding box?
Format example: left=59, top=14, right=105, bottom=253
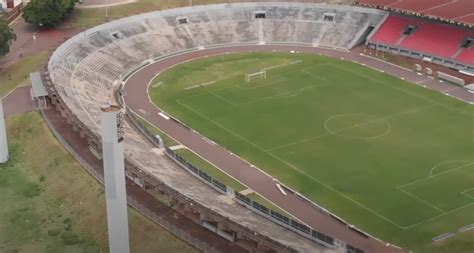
left=148, top=52, right=474, bottom=252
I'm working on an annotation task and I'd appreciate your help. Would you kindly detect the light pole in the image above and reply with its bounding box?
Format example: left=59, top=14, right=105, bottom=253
left=101, top=106, right=130, bottom=253
left=0, top=98, right=8, bottom=164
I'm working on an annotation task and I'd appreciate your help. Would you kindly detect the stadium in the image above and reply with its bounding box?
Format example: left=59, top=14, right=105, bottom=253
left=35, top=1, right=473, bottom=253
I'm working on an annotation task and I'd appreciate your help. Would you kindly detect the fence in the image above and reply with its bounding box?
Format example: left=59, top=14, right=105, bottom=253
left=127, top=196, right=220, bottom=253
left=125, top=108, right=162, bottom=148
left=124, top=104, right=340, bottom=250
left=40, top=108, right=104, bottom=183
left=234, top=192, right=337, bottom=249
left=40, top=108, right=225, bottom=253
left=166, top=148, right=232, bottom=195
left=3, top=3, right=23, bottom=24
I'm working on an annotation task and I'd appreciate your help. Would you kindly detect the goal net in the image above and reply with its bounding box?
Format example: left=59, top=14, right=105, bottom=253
left=245, top=71, right=266, bottom=83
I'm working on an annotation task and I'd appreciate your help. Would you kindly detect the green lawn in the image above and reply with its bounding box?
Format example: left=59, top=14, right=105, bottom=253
left=0, top=112, right=198, bottom=253
left=0, top=51, right=48, bottom=97
left=149, top=52, right=474, bottom=252
left=175, top=148, right=246, bottom=192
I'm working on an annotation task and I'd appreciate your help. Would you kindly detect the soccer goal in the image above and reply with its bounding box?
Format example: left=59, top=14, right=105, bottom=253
left=245, top=71, right=266, bottom=83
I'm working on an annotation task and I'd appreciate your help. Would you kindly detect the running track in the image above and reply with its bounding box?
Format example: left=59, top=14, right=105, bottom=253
left=123, top=44, right=474, bottom=253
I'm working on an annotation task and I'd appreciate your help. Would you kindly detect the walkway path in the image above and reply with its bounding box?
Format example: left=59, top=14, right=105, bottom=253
left=3, top=86, right=37, bottom=116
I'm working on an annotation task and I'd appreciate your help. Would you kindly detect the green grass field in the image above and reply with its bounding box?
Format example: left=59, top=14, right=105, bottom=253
left=148, top=52, right=474, bottom=252
left=0, top=112, right=198, bottom=253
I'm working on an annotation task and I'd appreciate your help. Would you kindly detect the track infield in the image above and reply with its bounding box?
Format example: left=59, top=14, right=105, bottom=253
left=147, top=52, right=474, bottom=252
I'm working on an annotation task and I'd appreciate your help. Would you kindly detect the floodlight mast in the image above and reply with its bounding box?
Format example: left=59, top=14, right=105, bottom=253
left=101, top=105, right=130, bottom=253
left=0, top=99, right=8, bottom=163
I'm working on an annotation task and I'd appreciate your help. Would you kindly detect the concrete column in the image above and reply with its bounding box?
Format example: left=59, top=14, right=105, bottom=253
left=101, top=105, right=130, bottom=253
left=0, top=99, right=8, bottom=163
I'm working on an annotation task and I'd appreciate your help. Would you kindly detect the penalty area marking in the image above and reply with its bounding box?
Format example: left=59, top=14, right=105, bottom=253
left=395, top=161, right=474, bottom=229
left=260, top=60, right=303, bottom=71
left=185, top=80, right=218, bottom=90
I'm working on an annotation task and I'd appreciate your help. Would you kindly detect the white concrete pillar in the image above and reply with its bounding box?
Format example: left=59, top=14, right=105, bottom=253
left=0, top=99, right=8, bottom=163
left=101, top=106, right=130, bottom=253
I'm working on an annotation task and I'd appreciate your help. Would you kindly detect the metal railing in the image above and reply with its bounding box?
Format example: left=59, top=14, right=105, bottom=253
left=127, top=197, right=221, bottom=253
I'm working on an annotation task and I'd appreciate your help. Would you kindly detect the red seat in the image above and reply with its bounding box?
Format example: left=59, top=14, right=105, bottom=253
left=400, top=22, right=468, bottom=58
left=369, top=15, right=473, bottom=63
left=369, top=16, right=412, bottom=44
left=456, top=47, right=474, bottom=65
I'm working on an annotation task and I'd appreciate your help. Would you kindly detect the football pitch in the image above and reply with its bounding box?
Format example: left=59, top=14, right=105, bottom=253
left=148, top=52, right=474, bottom=252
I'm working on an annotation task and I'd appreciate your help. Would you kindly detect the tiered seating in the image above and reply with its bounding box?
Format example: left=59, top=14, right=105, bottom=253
left=369, top=15, right=474, bottom=66
left=369, top=16, right=415, bottom=44
left=456, top=47, right=474, bottom=66
left=45, top=4, right=389, bottom=251
left=48, top=3, right=385, bottom=132
left=400, top=22, right=469, bottom=58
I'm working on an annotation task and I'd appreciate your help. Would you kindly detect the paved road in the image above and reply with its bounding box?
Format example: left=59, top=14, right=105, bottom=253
left=3, top=86, right=37, bottom=116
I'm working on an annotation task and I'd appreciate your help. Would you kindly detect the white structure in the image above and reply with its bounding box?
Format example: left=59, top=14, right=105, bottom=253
left=101, top=105, right=130, bottom=253
left=0, top=98, right=8, bottom=163
left=46, top=3, right=388, bottom=252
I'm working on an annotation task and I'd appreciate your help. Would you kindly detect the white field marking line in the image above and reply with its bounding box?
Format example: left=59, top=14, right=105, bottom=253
left=403, top=202, right=474, bottom=230
left=331, top=65, right=474, bottom=117
left=300, top=69, right=328, bottom=81
left=441, top=86, right=462, bottom=93
left=151, top=81, right=163, bottom=88
left=260, top=60, right=303, bottom=71
left=209, top=91, right=238, bottom=107
left=397, top=162, right=474, bottom=189
left=397, top=187, right=446, bottom=213
left=416, top=79, right=432, bottom=85
left=235, top=63, right=331, bottom=91
left=236, top=77, right=288, bottom=91
left=359, top=53, right=413, bottom=72
left=185, top=80, right=218, bottom=90
left=237, top=86, right=314, bottom=105
left=184, top=75, right=192, bottom=82
left=323, top=113, right=392, bottom=140
left=176, top=98, right=406, bottom=229
left=176, top=65, right=306, bottom=104
left=267, top=105, right=434, bottom=152
left=429, top=160, right=472, bottom=177
left=461, top=188, right=474, bottom=201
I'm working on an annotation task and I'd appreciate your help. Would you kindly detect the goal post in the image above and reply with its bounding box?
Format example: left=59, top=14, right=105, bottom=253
left=245, top=71, right=266, bottom=83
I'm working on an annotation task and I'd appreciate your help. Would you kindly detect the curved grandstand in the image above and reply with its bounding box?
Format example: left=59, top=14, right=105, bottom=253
left=45, top=2, right=473, bottom=253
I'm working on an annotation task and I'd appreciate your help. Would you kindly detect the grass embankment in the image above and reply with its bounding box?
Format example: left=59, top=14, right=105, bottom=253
left=149, top=52, right=474, bottom=252
left=0, top=51, right=48, bottom=97
left=0, top=112, right=198, bottom=253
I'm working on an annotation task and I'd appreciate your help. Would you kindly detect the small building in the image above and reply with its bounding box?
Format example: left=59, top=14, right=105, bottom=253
left=30, top=72, right=49, bottom=108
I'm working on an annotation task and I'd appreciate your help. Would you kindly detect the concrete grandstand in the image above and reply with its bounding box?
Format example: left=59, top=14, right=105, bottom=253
left=43, top=1, right=473, bottom=253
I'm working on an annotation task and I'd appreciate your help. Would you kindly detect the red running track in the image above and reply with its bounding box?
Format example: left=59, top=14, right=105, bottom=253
left=123, top=44, right=474, bottom=253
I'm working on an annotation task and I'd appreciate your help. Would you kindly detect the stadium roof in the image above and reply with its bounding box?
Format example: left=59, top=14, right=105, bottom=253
left=354, top=0, right=474, bottom=26
left=30, top=72, right=48, bottom=98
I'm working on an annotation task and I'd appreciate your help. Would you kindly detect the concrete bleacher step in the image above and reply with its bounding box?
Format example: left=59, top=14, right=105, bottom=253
left=451, top=47, right=465, bottom=59
left=395, top=35, right=408, bottom=46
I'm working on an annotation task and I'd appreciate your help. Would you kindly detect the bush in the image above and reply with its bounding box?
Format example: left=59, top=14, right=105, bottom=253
left=0, top=19, right=16, bottom=57
left=22, top=0, right=75, bottom=28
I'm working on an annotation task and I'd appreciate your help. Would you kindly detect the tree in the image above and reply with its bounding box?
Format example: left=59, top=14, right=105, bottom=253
left=0, top=19, right=16, bottom=57
left=22, top=0, right=75, bottom=28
